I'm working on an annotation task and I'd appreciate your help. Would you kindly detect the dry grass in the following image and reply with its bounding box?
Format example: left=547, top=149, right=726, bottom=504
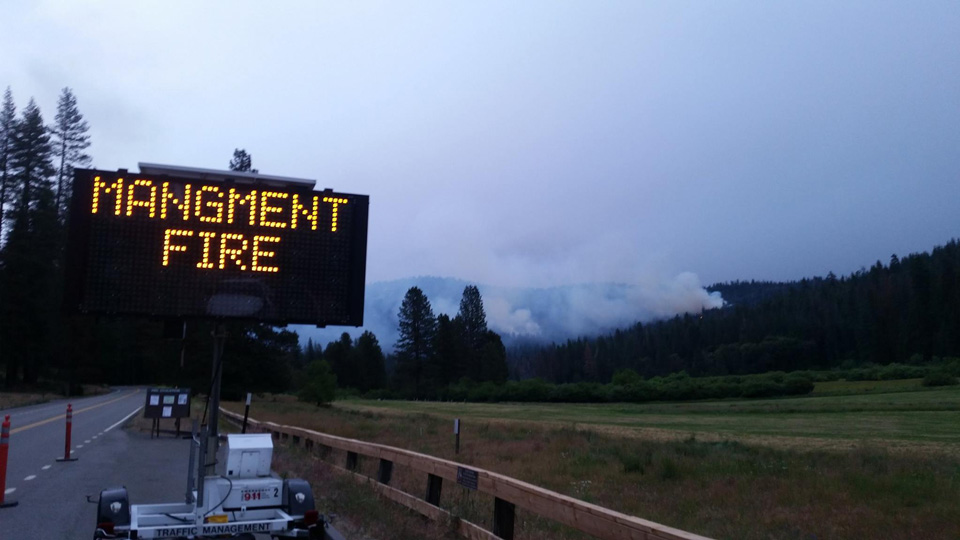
left=0, top=384, right=111, bottom=411
left=222, top=398, right=960, bottom=540
left=0, top=391, right=51, bottom=410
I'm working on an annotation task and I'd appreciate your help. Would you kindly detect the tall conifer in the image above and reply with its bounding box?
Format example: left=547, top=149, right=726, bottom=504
left=395, top=286, right=436, bottom=396
left=51, top=88, right=91, bottom=218
left=1, top=98, right=57, bottom=385
left=0, top=87, right=16, bottom=242
left=456, top=285, right=488, bottom=380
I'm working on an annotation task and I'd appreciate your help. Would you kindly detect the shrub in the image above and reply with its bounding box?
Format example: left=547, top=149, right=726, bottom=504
left=298, top=360, right=337, bottom=405
left=921, top=370, right=958, bottom=387
left=940, top=357, right=960, bottom=377
left=878, top=363, right=925, bottom=380
left=783, top=375, right=815, bottom=395
left=611, top=368, right=643, bottom=386
left=741, top=379, right=779, bottom=398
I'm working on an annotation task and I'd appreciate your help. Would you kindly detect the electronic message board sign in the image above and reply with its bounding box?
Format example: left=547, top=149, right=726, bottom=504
left=65, top=168, right=368, bottom=326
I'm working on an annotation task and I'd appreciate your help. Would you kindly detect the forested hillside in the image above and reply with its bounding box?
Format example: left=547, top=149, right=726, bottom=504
left=512, top=242, right=960, bottom=383
left=705, top=280, right=795, bottom=307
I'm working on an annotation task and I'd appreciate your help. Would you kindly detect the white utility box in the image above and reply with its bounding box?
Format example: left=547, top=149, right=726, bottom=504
left=216, top=433, right=273, bottom=478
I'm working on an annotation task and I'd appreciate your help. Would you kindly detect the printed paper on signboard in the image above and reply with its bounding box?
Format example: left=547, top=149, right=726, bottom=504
left=149, top=395, right=159, bottom=406
left=163, top=395, right=175, bottom=405
left=162, top=406, right=172, bottom=417
left=178, top=394, right=188, bottom=405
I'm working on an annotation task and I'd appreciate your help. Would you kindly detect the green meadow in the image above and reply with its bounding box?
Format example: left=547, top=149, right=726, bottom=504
left=234, top=380, right=960, bottom=539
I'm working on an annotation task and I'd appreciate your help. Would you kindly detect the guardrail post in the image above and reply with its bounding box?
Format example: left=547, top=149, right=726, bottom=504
left=425, top=473, right=442, bottom=506
left=346, top=451, right=358, bottom=471
left=377, top=459, right=393, bottom=485
left=0, top=416, right=18, bottom=508
left=493, top=497, right=515, bottom=540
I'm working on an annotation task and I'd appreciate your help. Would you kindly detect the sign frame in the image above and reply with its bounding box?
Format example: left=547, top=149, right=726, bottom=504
left=143, top=387, right=192, bottom=419
left=64, top=167, right=369, bottom=327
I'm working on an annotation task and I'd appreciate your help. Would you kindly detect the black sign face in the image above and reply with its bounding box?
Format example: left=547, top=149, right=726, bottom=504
left=65, top=169, right=368, bottom=326
left=457, top=466, right=479, bottom=490
left=144, top=387, right=191, bottom=419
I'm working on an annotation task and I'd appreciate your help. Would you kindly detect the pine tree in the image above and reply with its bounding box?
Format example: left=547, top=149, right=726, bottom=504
left=326, top=332, right=356, bottom=390
left=51, top=87, right=91, bottom=218
left=455, top=285, right=488, bottom=380
left=1, top=98, right=58, bottom=385
left=229, top=149, right=257, bottom=173
left=7, top=99, right=54, bottom=217
left=457, top=285, right=487, bottom=350
left=394, top=286, right=437, bottom=397
left=0, top=87, right=16, bottom=243
left=432, top=314, right=465, bottom=386
left=479, top=330, right=508, bottom=383
left=353, top=331, right=386, bottom=392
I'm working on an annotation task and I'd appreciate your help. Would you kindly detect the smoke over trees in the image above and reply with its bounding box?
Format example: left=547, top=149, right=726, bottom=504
left=512, top=240, right=960, bottom=384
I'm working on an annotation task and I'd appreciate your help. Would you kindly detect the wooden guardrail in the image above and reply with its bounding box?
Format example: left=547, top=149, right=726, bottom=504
left=220, top=407, right=713, bottom=540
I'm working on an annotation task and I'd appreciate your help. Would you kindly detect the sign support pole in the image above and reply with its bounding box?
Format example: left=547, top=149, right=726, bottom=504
left=205, top=323, right=227, bottom=476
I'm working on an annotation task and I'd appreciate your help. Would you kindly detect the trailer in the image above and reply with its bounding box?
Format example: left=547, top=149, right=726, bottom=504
left=93, top=433, right=345, bottom=540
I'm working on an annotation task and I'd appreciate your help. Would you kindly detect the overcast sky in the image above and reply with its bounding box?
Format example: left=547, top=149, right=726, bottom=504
left=3, top=1, right=959, bottom=290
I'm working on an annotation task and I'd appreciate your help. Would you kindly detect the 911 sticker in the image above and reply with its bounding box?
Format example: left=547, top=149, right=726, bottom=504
left=241, top=486, right=280, bottom=502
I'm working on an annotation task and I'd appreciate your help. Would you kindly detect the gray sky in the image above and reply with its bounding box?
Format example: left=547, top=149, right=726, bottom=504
left=4, top=1, right=959, bottom=291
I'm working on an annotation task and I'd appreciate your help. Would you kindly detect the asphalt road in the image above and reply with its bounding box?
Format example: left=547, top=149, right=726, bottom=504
left=0, top=388, right=194, bottom=539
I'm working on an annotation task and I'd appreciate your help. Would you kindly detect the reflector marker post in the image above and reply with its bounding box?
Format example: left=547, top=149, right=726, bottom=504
left=0, top=416, right=18, bottom=507
left=56, top=404, right=78, bottom=462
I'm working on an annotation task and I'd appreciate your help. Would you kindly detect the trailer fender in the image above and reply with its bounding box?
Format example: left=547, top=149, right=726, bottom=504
left=282, top=478, right=315, bottom=517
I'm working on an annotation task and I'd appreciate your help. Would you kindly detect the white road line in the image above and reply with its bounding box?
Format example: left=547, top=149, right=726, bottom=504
left=76, top=444, right=84, bottom=448
left=84, top=439, right=91, bottom=443
left=4, top=488, right=14, bottom=495
left=24, top=475, right=36, bottom=481
left=92, top=435, right=98, bottom=439
left=42, top=465, right=51, bottom=470
left=105, top=406, right=143, bottom=433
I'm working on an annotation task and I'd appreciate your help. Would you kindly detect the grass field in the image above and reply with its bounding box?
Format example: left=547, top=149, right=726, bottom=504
left=224, top=381, right=960, bottom=540
left=342, top=381, right=960, bottom=448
